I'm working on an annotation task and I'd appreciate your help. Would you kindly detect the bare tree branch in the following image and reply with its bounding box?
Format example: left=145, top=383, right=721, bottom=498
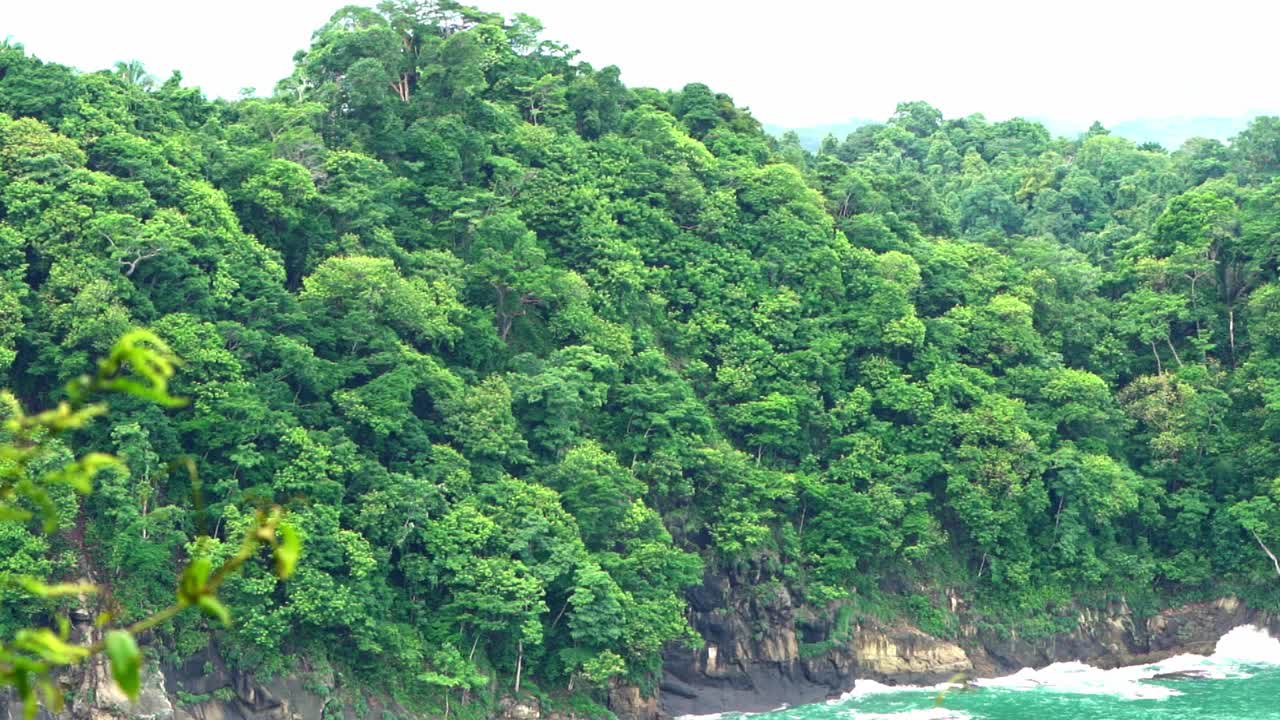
left=120, top=248, right=162, bottom=277
left=1251, top=528, right=1280, bottom=578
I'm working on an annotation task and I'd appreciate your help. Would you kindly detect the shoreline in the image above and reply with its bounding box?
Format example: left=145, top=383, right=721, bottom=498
left=658, top=597, right=1280, bottom=719
left=671, top=623, right=1280, bottom=720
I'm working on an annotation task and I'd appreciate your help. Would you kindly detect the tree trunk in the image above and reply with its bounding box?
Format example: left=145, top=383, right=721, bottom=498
left=1190, top=274, right=1203, bottom=351
left=1151, top=341, right=1163, bottom=375
left=1229, top=306, right=1237, bottom=360
left=549, top=597, right=571, bottom=631
left=1165, top=337, right=1182, bottom=368
left=514, top=639, right=524, bottom=694
left=1251, top=529, right=1280, bottom=578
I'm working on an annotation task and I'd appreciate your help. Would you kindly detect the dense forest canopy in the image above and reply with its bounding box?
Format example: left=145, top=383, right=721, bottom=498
left=2, top=0, right=1280, bottom=714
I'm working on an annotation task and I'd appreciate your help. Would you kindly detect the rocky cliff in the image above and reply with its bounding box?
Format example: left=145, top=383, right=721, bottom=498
left=2, top=642, right=380, bottom=720
left=8, top=586, right=1275, bottom=720
left=658, top=576, right=1280, bottom=720
left=659, top=571, right=974, bottom=718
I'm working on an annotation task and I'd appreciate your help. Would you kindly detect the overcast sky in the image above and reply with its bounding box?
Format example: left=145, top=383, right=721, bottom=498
left=5, top=0, right=1279, bottom=128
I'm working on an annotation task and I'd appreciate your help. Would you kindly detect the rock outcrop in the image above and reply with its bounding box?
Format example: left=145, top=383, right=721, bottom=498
left=660, top=572, right=858, bottom=717
left=852, top=626, right=971, bottom=684
left=164, top=646, right=333, bottom=720
left=967, top=596, right=1272, bottom=675
left=656, top=570, right=1280, bottom=720
left=6, top=583, right=1273, bottom=720
left=606, top=684, right=661, bottom=720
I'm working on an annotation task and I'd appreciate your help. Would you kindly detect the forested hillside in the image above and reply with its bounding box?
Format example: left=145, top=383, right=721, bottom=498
left=3, top=1, right=1280, bottom=715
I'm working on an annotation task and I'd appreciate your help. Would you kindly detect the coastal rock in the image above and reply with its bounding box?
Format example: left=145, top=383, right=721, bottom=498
left=853, top=626, right=972, bottom=684
left=10, top=590, right=1273, bottom=720
left=495, top=696, right=540, bottom=720
left=660, top=567, right=1280, bottom=719
left=606, top=684, right=661, bottom=720
left=164, top=646, right=330, bottom=720
left=973, top=596, right=1275, bottom=674
left=660, top=571, right=858, bottom=717
left=64, top=654, right=174, bottom=720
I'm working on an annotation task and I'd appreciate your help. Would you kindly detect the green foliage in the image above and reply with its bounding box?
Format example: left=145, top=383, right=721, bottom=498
left=104, top=630, right=140, bottom=699
left=4, top=3, right=1280, bottom=714
left=0, top=331, right=300, bottom=716
left=798, top=605, right=855, bottom=659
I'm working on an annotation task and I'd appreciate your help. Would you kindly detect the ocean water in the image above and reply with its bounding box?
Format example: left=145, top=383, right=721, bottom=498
left=682, top=625, right=1280, bottom=720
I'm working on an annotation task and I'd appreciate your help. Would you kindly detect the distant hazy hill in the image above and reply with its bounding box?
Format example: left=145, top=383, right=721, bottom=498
left=771, top=114, right=1274, bottom=151
left=1108, top=116, right=1255, bottom=148
left=1032, top=115, right=1262, bottom=148
left=763, top=119, right=875, bottom=150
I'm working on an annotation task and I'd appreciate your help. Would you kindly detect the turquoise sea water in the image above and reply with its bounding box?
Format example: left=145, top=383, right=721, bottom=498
left=691, top=626, right=1280, bottom=720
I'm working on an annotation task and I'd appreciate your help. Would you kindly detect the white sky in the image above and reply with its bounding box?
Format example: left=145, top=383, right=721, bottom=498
left=4, top=0, right=1279, bottom=128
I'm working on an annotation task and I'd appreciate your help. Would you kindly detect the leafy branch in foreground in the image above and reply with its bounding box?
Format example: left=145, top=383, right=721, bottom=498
left=0, top=330, right=299, bottom=718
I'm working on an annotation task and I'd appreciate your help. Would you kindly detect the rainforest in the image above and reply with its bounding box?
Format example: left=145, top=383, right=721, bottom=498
left=1, top=2, right=1279, bottom=718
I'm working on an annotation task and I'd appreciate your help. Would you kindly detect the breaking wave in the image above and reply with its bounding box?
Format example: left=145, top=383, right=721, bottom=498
left=974, top=623, right=1280, bottom=700
left=832, top=679, right=961, bottom=702
left=834, top=624, right=1280, bottom=706
left=676, top=625, right=1280, bottom=719
left=1212, top=623, right=1280, bottom=665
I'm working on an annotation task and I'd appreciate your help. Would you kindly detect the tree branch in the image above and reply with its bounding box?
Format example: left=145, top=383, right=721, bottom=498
left=1251, top=529, right=1280, bottom=578
left=120, top=248, right=162, bottom=276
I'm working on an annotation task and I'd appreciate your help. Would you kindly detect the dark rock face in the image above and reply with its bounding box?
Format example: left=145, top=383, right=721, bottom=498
left=2, top=641, right=396, bottom=720
left=494, top=696, right=542, bottom=720
left=656, top=580, right=1280, bottom=720
left=659, top=571, right=859, bottom=717
left=7, top=587, right=1275, bottom=720
left=969, top=596, right=1277, bottom=675
left=164, top=646, right=332, bottom=720
left=607, top=684, right=661, bottom=720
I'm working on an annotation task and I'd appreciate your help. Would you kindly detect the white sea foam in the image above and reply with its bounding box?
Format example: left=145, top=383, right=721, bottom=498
left=846, top=709, right=971, bottom=720
left=832, top=624, right=1280, bottom=706
left=978, top=624, right=1280, bottom=700
left=675, top=626, right=1280, bottom=719
left=1144, top=651, right=1240, bottom=680
left=831, top=679, right=961, bottom=703
left=972, top=660, right=1181, bottom=700
left=1211, top=624, right=1280, bottom=665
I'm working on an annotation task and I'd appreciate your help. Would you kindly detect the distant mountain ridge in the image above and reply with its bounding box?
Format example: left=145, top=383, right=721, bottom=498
left=1109, top=116, right=1255, bottom=148
left=763, top=119, right=876, bottom=150
left=769, top=113, right=1274, bottom=151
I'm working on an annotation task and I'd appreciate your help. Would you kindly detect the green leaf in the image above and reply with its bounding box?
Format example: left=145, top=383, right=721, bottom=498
left=43, top=452, right=121, bottom=494
left=17, top=577, right=97, bottom=598
left=96, top=330, right=186, bottom=408
left=13, top=628, right=90, bottom=664
left=0, top=505, right=32, bottom=522
left=178, top=556, right=212, bottom=605
left=274, top=522, right=300, bottom=579
left=15, top=668, right=34, bottom=720
left=104, top=630, right=141, bottom=701
left=196, top=595, right=232, bottom=627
